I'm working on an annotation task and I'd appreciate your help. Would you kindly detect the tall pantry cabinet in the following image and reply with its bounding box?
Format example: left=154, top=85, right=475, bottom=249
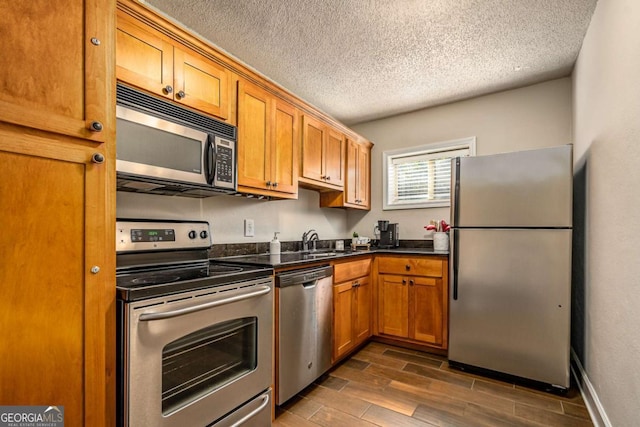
left=0, top=1, right=116, bottom=426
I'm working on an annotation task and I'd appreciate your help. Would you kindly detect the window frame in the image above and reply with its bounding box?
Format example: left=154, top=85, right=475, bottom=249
left=382, top=136, right=476, bottom=210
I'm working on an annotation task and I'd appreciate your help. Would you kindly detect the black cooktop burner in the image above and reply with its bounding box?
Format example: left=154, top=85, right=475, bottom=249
left=130, top=275, right=182, bottom=286
left=209, top=265, right=244, bottom=275
left=116, top=261, right=273, bottom=302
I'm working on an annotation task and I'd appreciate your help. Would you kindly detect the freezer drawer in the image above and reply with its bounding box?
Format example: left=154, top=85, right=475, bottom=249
left=449, top=228, right=572, bottom=387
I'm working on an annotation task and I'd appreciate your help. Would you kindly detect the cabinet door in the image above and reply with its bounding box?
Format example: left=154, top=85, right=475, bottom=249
left=301, top=115, right=326, bottom=182
left=173, top=48, right=230, bottom=120
left=357, top=143, right=370, bottom=207
left=0, top=0, right=111, bottom=142
left=271, top=98, right=298, bottom=195
left=116, top=12, right=174, bottom=100
left=410, top=277, right=444, bottom=345
left=345, top=139, right=359, bottom=205
left=237, top=80, right=271, bottom=190
left=324, top=128, right=345, bottom=187
left=354, top=276, right=372, bottom=344
left=0, top=133, right=114, bottom=426
left=333, top=282, right=355, bottom=360
left=378, top=274, right=409, bottom=338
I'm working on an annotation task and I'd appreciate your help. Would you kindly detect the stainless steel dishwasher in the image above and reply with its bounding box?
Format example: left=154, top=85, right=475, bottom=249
left=276, top=265, right=333, bottom=405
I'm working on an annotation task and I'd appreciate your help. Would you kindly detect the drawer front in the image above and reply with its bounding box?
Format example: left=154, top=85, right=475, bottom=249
left=334, top=258, right=371, bottom=283
left=377, top=256, right=443, bottom=277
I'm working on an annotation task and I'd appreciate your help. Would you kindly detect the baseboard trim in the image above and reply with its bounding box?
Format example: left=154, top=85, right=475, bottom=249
left=570, top=348, right=612, bottom=427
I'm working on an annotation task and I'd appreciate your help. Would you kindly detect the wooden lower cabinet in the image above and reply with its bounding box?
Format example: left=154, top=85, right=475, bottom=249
left=0, top=126, right=115, bottom=426
left=376, top=256, right=448, bottom=349
left=332, top=258, right=372, bottom=361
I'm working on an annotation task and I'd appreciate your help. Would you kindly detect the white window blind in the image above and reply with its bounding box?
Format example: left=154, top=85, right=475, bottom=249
left=383, top=137, right=475, bottom=210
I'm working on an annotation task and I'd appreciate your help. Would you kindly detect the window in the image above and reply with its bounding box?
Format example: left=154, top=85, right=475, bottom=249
left=383, top=137, right=476, bottom=210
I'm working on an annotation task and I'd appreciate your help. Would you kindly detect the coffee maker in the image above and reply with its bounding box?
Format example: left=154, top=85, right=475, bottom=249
left=377, top=220, right=399, bottom=248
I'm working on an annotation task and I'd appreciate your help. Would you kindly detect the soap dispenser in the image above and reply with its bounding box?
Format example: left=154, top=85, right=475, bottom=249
left=270, top=232, right=281, bottom=255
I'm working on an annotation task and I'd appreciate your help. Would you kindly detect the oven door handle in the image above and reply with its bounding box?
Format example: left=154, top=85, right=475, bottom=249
left=229, top=391, right=270, bottom=427
left=138, top=285, right=272, bottom=322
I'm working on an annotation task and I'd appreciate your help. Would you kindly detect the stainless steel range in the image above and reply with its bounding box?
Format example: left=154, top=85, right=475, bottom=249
left=116, top=219, right=274, bottom=427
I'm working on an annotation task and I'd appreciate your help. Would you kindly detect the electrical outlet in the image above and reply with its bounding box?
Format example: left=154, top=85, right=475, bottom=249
left=244, top=219, right=255, bottom=237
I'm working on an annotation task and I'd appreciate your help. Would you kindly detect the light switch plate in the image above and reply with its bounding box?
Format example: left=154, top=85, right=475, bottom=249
left=244, top=219, right=255, bottom=237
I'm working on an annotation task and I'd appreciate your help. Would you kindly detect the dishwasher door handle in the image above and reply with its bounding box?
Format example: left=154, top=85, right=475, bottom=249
left=302, top=281, right=317, bottom=289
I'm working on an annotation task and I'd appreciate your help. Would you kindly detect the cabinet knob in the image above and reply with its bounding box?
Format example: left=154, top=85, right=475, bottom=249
left=405, top=264, right=411, bottom=271
left=272, top=182, right=278, bottom=188
left=326, top=176, right=331, bottom=181
left=409, top=279, right=414, bottom=286
left=90, top=266, right=100, bottom=274
left=352, top=281, right=360, bottom=288
left=163, top=85, right=173, bottom=94
left=176, top=90, right=186, bottom=99
left=89, top=121, right=103, bottom=132
left=91, top=153, right=105, bottom=164
left=266, top=181, right=271, bottom=187
left=402, top=279, right=406, bottom=285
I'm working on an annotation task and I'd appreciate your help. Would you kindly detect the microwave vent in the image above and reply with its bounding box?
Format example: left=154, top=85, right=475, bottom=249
left=116, top=83, right=236, bottom=140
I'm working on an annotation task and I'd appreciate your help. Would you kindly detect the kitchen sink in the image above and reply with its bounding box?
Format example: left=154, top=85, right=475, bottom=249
left=302, top=251, right=338, bottom=259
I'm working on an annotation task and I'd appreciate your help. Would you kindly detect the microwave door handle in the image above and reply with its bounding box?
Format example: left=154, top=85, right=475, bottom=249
left=205, top=136, right=217, bottom=185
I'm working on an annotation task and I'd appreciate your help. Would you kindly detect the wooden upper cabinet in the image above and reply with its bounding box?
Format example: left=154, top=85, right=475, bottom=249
left=272, top=98, right=299, bottom=195
left=301, top=115, right=326, bottom=182
left=325, top=128, right=346, bottom=187
left=236, top=79, right=298, bottom=198
left=345, top=139, right=371, bottom=208
left=116, top=14, right=174, bottom=100
left=116, top=11, right=230, bottom=120
left=320, top=138, right=372, bottom=210
left=300, top=115, right=345, bottom=190
left=356, top=141, right=371, bottom=207
left=173, top=48, right=229, bottom=119
left=0, top=0, right=111, bottom=142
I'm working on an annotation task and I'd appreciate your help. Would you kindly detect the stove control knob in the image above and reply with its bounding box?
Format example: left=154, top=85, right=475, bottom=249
left=200, top=230, right=209, bottom=239
left=188, top=230, right=197, bottom=239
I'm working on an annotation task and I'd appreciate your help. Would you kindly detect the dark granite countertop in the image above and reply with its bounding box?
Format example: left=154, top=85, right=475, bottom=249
left=211, top=247, right=448, bottom=269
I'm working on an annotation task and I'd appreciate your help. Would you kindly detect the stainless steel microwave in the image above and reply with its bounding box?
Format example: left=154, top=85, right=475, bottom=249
left=116, top=84, right=237, bottom=197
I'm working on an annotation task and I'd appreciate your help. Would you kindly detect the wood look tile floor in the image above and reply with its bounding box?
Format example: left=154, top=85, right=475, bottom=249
left=273, top=342, right=593, bottom=427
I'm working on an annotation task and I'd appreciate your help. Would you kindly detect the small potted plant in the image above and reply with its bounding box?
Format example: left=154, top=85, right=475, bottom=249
left=352, top=231, right=359, bottom=246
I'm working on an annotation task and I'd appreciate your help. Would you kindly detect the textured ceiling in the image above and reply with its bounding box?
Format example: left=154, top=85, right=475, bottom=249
left=144, top=0, right=597, bottom=125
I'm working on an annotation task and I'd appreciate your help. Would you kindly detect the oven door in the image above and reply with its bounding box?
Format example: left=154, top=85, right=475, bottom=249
left=122, top=277, right=273, bottom=427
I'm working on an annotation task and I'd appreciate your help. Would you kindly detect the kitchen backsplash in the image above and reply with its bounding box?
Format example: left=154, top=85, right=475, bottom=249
left=208, top=239, right=434, bottom=258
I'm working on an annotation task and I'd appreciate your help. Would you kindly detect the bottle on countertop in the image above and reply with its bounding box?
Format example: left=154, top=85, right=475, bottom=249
left=270, top=232, right=281, bottom=255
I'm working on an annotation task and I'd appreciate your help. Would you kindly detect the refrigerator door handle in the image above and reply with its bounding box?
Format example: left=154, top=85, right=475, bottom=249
left=451, top=157, right=461, bottom=226
left=452, top=228, right=459, bottom=300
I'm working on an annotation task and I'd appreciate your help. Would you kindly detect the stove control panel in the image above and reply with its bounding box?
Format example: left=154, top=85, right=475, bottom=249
left=116, top=220, right=211, bottom=252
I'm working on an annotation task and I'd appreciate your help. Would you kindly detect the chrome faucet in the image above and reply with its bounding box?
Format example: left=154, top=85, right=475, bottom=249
left=302, top=229, right=319, bottom=251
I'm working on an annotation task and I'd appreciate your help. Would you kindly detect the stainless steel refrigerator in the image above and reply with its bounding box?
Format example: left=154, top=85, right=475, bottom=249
left=449, top=145, right=572, bottom=389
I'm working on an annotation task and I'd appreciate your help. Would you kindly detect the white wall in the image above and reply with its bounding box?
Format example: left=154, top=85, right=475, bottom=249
left=349, top=78, right=573, bottom=239
left=572, top=0, right=640, bottom=424
left=117, top=188, right=348, bottom=244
